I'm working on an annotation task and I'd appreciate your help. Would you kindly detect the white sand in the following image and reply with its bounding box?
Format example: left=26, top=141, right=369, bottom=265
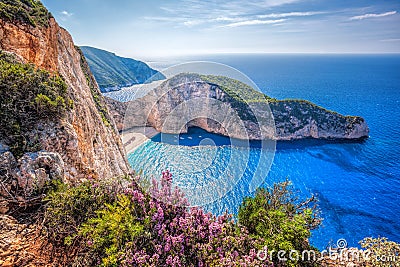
left=122, top=127, right=159, bottom=154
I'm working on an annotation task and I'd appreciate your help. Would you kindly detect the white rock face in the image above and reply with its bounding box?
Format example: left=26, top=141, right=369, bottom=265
left=270, top=100, right=369, bottom=140
left=119, top=75, right=369, bottom=141
left=123, top=75, right=275, bottom=140
left=16, top=152, right=64, bottom=195
left=0, top=150, right=64, bottom=214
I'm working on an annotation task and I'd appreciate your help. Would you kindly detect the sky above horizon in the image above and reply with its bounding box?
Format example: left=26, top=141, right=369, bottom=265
left=41, top=0, right=400, bottom=60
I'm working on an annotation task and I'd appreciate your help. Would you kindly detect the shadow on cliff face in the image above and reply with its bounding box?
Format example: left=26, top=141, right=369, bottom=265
left=151, top=126, right=367, bottom=149
left=150, top=126, right=276, bottom=149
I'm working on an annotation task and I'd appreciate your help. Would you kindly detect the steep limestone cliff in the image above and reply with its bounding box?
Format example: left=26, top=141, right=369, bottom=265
left=116, top=73, right=369, bottom=140
left=270, top=100, right=369, bottom=140
left=0, top=4, right=129, bottom=213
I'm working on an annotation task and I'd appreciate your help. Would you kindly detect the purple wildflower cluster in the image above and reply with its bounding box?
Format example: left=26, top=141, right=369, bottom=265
left=118, top=170, right=270, bottom=266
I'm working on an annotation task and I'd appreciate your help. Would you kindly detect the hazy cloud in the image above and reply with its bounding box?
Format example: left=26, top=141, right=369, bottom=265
left=42, top=0, right=400, bottom=56
left=213, top=17, right=242, bottom=22
left=159, top=0, right=305, bottom=19
left=380, top=38, right=400, bottom=42
left=60, top=10, right=73, bottom=17
left=350, top=11, right=397, bottom=20
left=59, top=10, right=73, bottom=21
left=183, top=20, right=204, bottom=27
left=224, top=19, right=286, bottom=27
left=153, top=0, right=326, bottom=28
left=258, top=11, right=324, bottom=19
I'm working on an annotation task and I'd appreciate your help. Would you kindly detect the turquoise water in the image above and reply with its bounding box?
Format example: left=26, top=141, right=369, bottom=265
left=127, top=54, right=400, bottom=249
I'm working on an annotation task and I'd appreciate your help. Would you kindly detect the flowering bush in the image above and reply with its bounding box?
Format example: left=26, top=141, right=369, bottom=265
left=44, top=172, right=324, bottom=266
left=77, top=171, right=268, bottom=267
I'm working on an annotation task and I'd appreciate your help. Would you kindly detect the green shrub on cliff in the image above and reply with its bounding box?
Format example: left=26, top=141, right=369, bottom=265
left=238, top=180, right=322, bottom=266
left=199, top=74, right=364, bottom=128
left=200, top=74, right=273, bottom=103
left=79, top=193, right=145, bottom=266
left=80, top=46, right=166, bottom=92
left=0, top=0, right=52, bottom=27
left=43, top=180, right=116, bottom=246
left=0, top=51, right=72, bottom=157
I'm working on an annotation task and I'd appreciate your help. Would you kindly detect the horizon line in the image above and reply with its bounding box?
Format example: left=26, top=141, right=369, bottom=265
left=76, top=44, right=400, bottom=60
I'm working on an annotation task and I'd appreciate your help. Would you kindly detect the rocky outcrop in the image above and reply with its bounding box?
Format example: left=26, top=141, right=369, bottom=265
left=0, top=145, right=64, bottom=214
left=105, top=96, right=128, bottom=132
left=0, top=17, right=129, bottom=186
left=115, top=74, right=369, bottom=140
left=0, top=215, right=39, bottom=266
left=0, top=18, right=59, bottom=72
left=270, top=100, right=369, bottom=140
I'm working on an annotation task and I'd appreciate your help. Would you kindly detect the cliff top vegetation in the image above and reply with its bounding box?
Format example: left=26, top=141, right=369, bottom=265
left=0, top=0, right=51, bottom=27
left=0, top=50, right=72, bottom=157
left=165, top=73, right=364, bottom=125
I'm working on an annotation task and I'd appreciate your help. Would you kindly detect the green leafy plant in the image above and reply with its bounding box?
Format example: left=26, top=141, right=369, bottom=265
left=238, top=180, right=322, bottom=266
left=0, top=51, right=71, bottom=157
left=46, top=172, right=268, bottom=266
left=200, top=74, right=272, bottom=103
left=79, top=194, right=145, bottom=267
left=43, top=180, right=115, bottom=246
left=41, top=172, right=322, bottom=267
left=0, top=0, right=52, bottom=27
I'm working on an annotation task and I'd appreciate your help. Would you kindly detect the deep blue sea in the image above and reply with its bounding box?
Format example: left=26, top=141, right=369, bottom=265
left=126, top=54, right=400, bottom=249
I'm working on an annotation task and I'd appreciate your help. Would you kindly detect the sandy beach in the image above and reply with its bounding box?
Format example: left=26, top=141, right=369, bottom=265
left=121, top=127, right=160, bottom=155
